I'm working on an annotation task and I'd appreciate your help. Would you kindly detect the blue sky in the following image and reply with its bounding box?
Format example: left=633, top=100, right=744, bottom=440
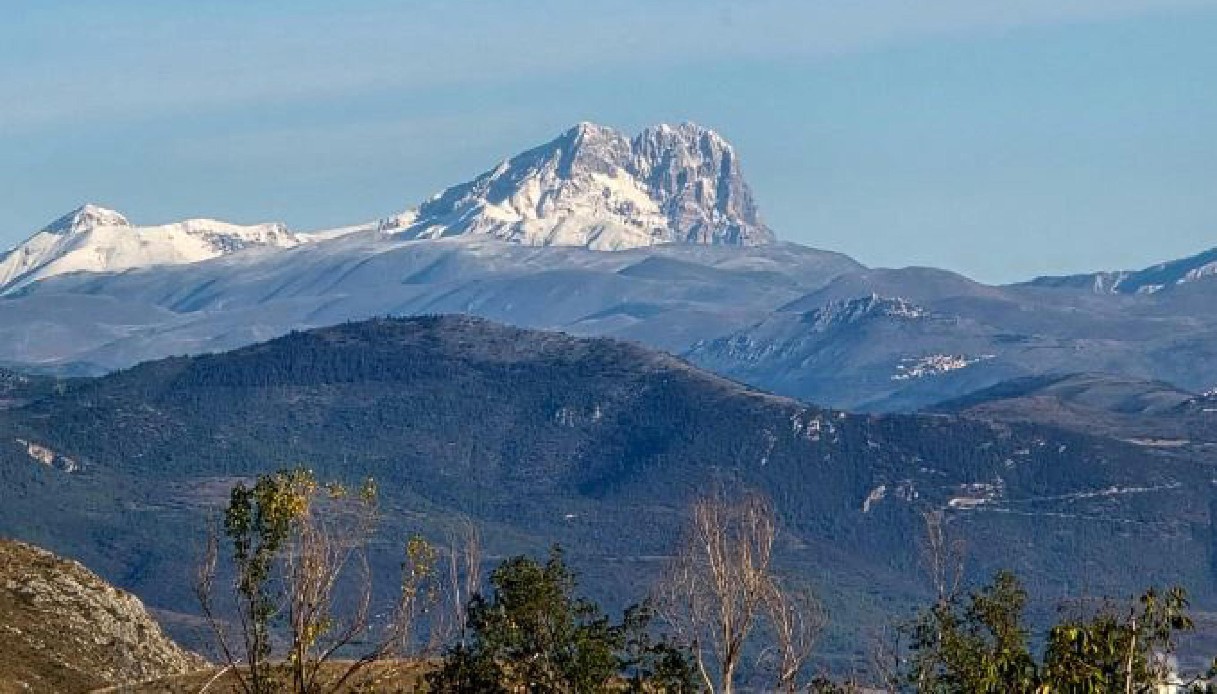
left=2, top=1, right=1215, bottom=283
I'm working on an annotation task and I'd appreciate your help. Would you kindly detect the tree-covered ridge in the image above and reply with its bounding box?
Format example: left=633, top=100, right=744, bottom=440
left=0, top=315, right=1211, bottom=665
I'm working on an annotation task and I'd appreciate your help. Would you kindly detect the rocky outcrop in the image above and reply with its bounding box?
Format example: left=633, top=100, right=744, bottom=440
left=0, top=539, right=204, bottom=693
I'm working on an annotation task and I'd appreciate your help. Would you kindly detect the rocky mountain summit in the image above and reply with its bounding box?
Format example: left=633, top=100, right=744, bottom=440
left=0, top=539, right=203, bottom=693
left=395, top=121, right=773, bottom=249
left=40, top=204, right=132, bottom=235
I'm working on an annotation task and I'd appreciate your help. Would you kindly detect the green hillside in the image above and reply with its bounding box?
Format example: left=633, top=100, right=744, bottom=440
left=0, top=316, right=1211, bottom=664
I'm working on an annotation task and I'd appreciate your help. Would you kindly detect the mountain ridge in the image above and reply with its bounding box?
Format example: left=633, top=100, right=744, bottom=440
left=1022, top=245, right=1217, bottom=295
left=1, top=315, right=1212, bottom=663
left=0, top=203, right=308, bottom=294
left=0, top=538, right=204, bottom=693
left=0, top=122, right=772, bottom=294
left=4, top=127, right=1217, bottom=411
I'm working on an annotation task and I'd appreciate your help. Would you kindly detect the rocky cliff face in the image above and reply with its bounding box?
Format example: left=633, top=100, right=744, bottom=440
left=633, top=122, right=766, bottom=245
left=0, top=539, right=204, bottom=693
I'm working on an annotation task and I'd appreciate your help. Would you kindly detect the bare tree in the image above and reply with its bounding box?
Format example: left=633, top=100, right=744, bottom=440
left=764, top=577, right=826, bottom=693
left=657, top=490, right=781, bottom=694
left=919, top=509, right=965, bottom=606
left=196, top=517, right=251, bottom=687
left=196, top=470, right=438, bottom=694
left=855, top=508, right=969, bottom=691
left=865, top=622, right=907, bottom=692
left=431, top=517, right=482, bottom=651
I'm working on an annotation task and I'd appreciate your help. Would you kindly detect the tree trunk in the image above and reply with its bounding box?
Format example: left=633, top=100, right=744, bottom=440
left=1124, top=617, right=1138, bottom=694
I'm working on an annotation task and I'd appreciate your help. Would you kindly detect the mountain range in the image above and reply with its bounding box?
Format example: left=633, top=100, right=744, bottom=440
left=1, top=123, right=1215, bottom=413
left=0, top=121, right=770, bottom=297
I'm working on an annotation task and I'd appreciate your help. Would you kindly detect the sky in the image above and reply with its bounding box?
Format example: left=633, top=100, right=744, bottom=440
left=1, top=1, right=1215, bottom=283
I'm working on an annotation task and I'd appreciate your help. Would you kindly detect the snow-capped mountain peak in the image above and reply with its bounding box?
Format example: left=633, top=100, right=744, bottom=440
left=632, top=122, right=761, bottom=246
left=41, top=204, right=131, bottom=235
left=0, top=207, right=306, bottom=293
left=397, top=122, right=774, bottom=250
left=1, top=122, right=776, bottom=293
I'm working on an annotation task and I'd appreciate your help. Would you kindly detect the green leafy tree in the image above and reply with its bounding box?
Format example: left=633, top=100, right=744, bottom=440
left=1042, top=586, right=1197, bottom=693
left=620, top=603, right=701, bottom=693
left=895, top=570, right=1204, bottom=694
left=907, top=570, right=1039, bottom=693
left=428, top=546, right=696, bottom=693
left=196, top=468, right=438, bottom=694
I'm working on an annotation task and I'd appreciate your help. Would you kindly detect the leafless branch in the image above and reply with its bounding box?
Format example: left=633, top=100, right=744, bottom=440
left=765, top=577, right=826, bottom=692
left=656, top=489, right=782, bottom=694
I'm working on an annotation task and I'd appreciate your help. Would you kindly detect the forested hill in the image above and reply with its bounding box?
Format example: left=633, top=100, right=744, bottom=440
left=0, top=315, right=1212, bottom=661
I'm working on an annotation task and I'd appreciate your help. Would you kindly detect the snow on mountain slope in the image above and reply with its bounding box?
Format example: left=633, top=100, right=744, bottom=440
left=0, top=204, right=310, bottom=293
left=398, top=122, right=774, bottom=249
left=1023, top=245, right=1217, bottom=295
left=0, top=235, right=860, bottom=374
left=0, top=122, right=770, bottom=293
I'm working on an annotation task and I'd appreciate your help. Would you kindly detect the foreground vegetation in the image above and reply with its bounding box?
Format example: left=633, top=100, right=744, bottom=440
left=190, top=468, right=1217, bottom=692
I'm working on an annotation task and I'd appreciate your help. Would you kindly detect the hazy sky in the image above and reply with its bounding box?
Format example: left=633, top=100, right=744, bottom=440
left=2, top=1, right=1215, bottom=283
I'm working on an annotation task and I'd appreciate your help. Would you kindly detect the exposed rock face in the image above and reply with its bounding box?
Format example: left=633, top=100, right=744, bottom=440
left=798, top=295, right=929, bottom=331
left=687, top=295, right=932, bottom=365
left=0, top=539, right=204, bottom=693
left=633, top=122, right=766, bottom=245
left=399, top=122, right=775, bottom=249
